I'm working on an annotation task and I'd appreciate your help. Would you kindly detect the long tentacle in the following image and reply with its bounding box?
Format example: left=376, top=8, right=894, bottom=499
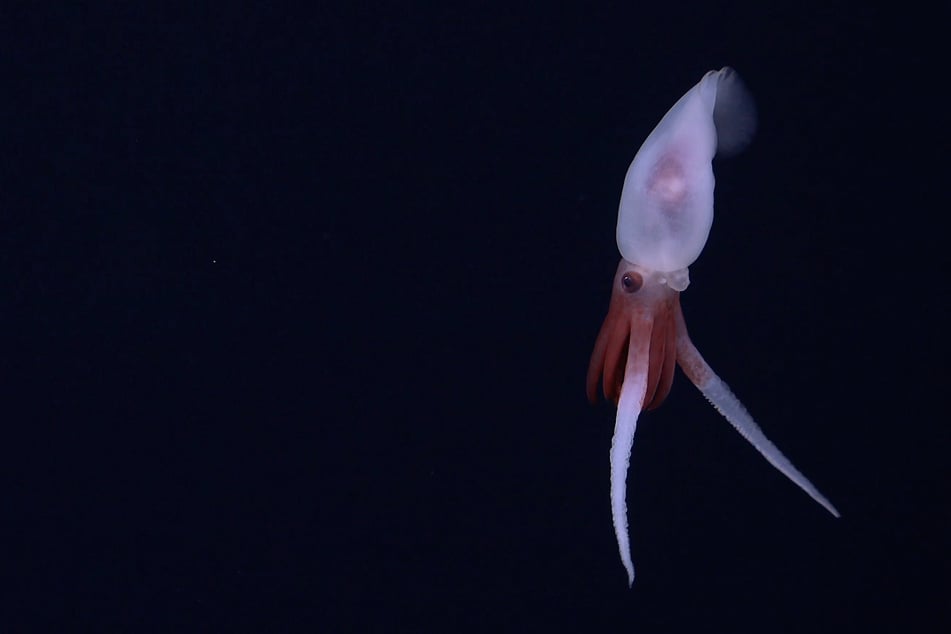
left=611, top=315, right=652, bottom=586
left=674, top=304, right=840, bottom=517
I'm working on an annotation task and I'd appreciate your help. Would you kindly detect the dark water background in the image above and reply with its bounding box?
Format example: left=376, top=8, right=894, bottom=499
left=2, top=3, right=947, bottom=631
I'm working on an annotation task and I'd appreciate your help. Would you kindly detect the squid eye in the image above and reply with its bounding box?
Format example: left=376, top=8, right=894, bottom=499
left=621, top=272, right=643, bottom=293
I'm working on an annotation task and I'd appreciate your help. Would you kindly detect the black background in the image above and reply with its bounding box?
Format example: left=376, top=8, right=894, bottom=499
left=3, top=3, right=947, bottom=632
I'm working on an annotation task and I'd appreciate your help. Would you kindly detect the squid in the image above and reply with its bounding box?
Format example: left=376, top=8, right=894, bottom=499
left=586, top=68, right=839, bottom=586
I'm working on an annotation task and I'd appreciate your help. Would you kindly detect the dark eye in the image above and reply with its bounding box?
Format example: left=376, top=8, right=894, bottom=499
left=621, top=272, right=643, bottom=293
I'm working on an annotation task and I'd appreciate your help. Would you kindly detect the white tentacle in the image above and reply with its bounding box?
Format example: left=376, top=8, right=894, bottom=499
left=610, top=318, right=652, bottom=586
